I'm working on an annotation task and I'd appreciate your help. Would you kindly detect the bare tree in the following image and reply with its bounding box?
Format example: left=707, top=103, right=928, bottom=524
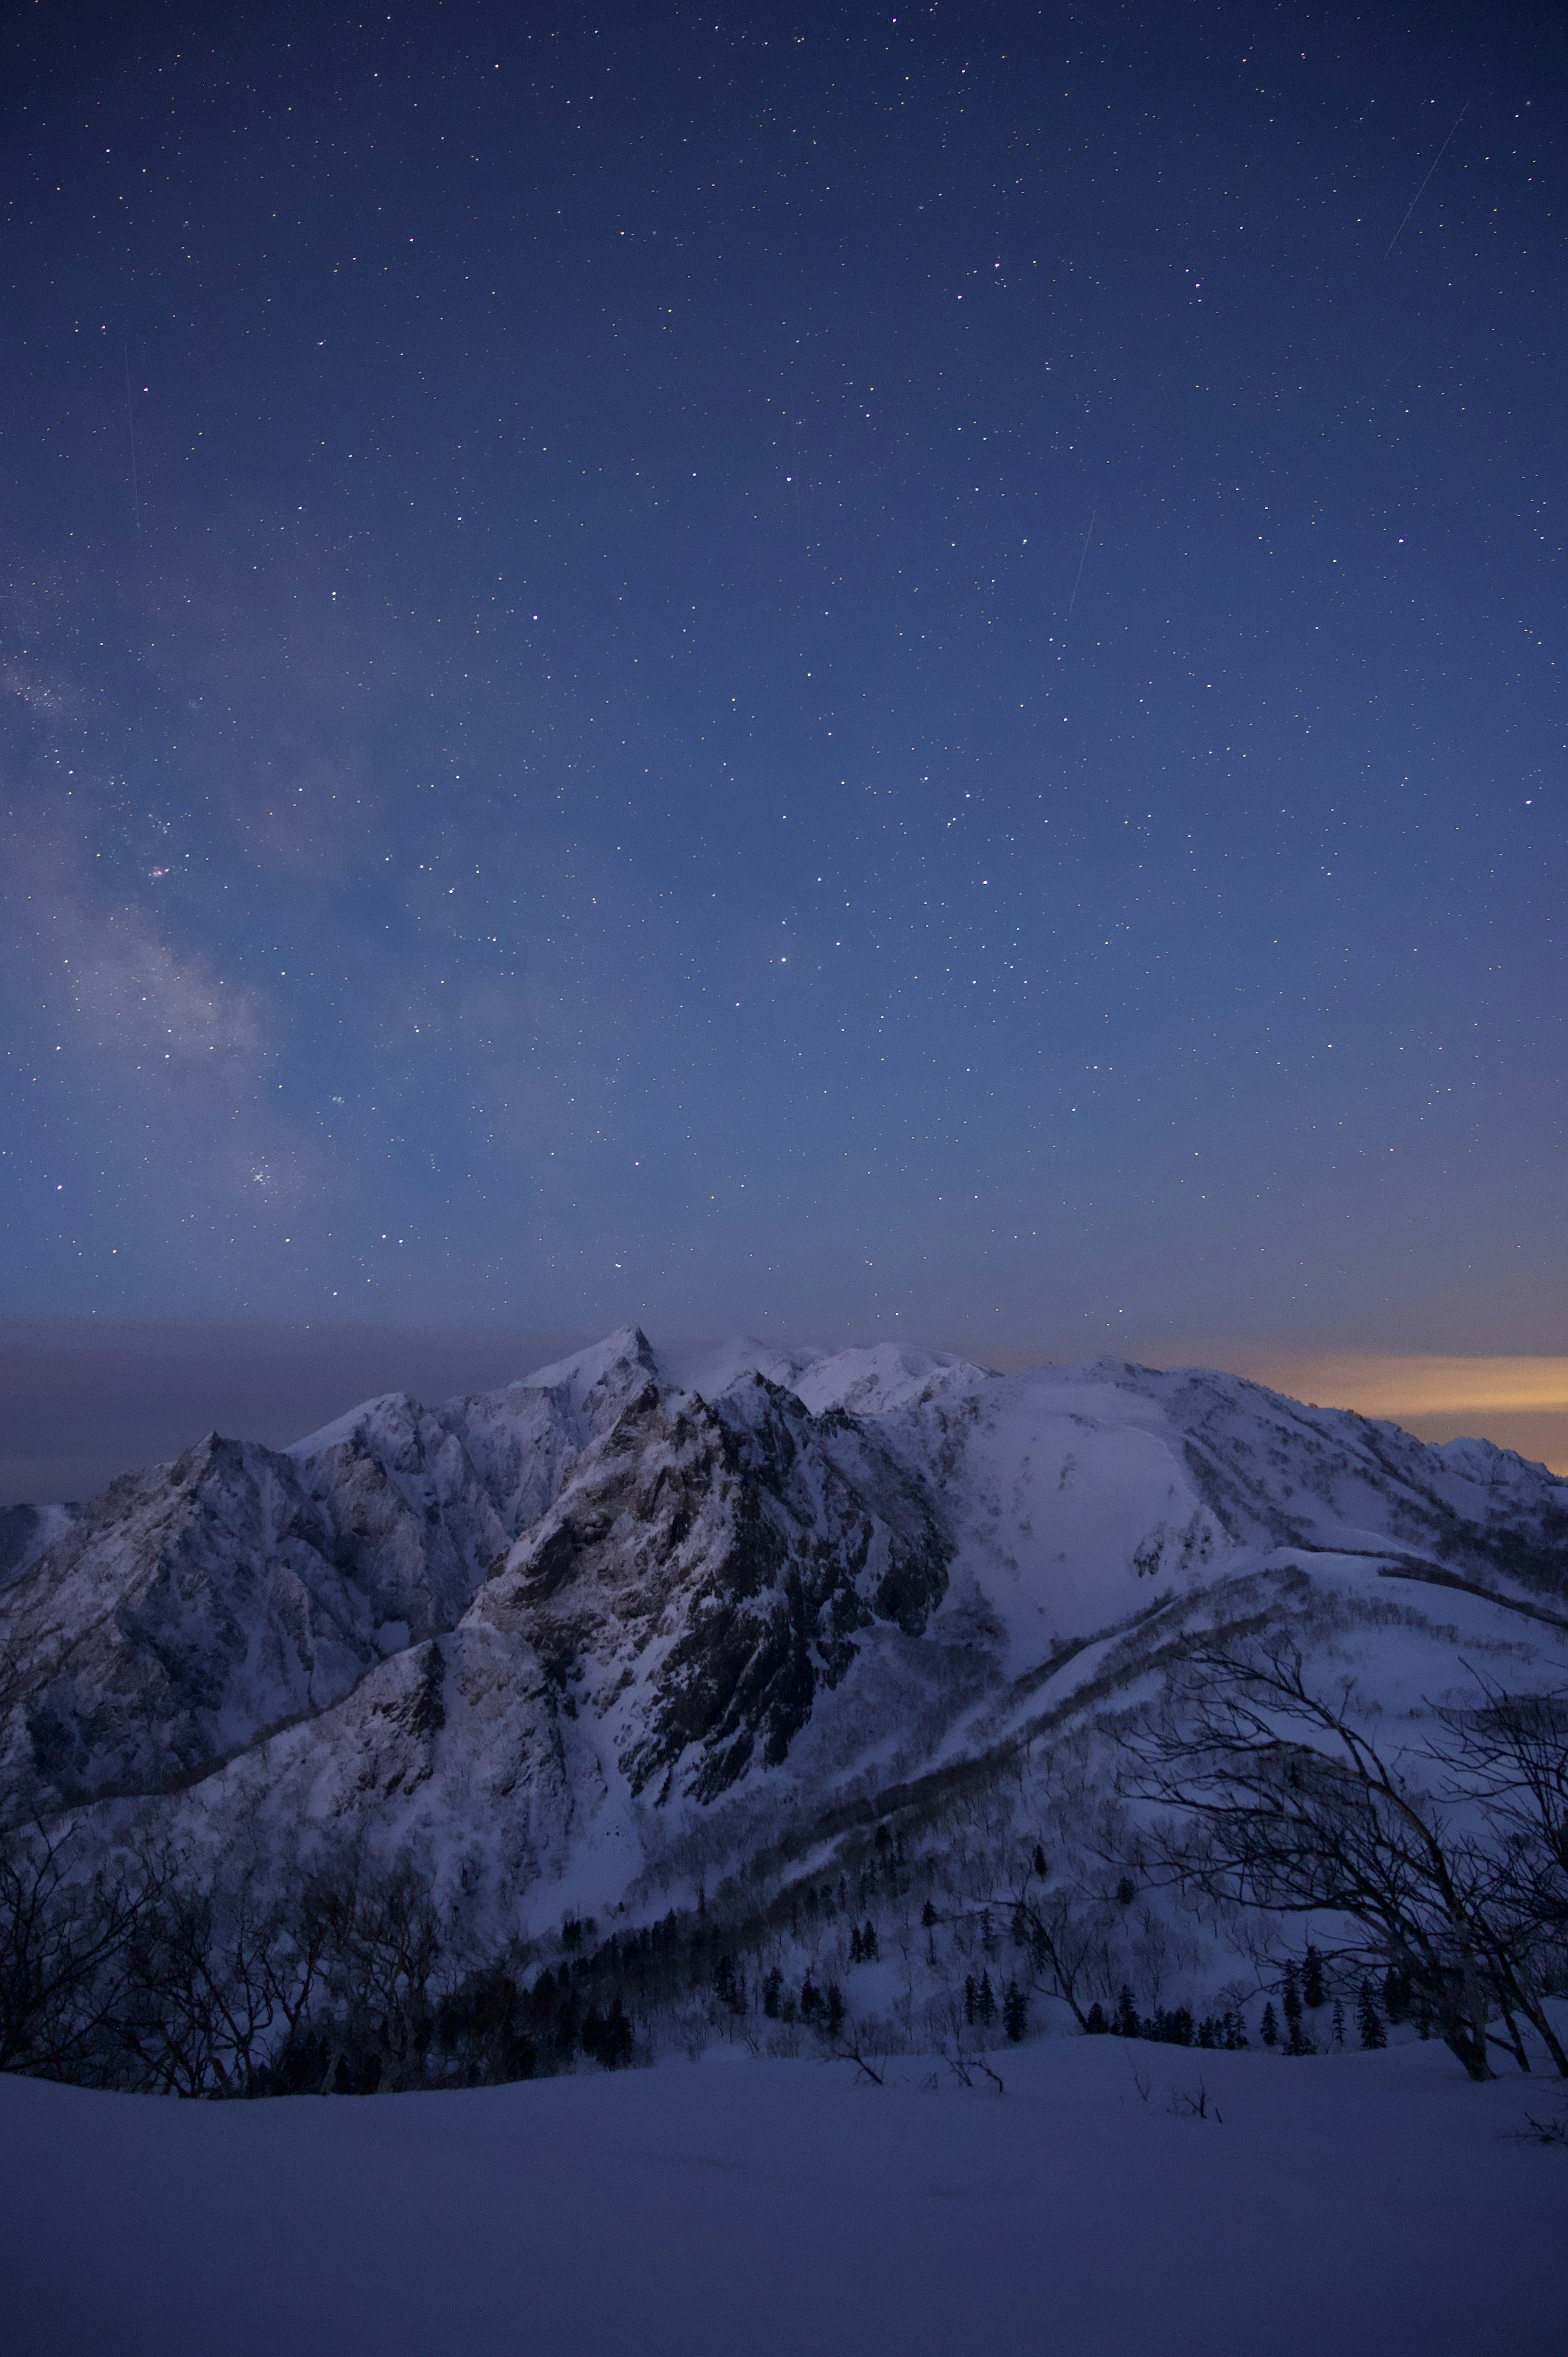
left=1131, top=1640, right=1567, bottom=2082
left=1005, top=1883, right=1115, bottom=2031
left=0, top=1821, right=160, bottom=2080
left=1425, top=1682, right=1568, bottom=2076
left=305, top=1860, right=446, bottom=2094
left=115, top=1873, right=305, bottom=2097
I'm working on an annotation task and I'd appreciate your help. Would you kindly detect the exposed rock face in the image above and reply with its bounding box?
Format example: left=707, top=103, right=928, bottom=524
left=4, top=1433, right=388, bottom=1806
left=2, top=1328, right=1564, bottom=1931
left=0, top=1334, right=955, bottom=1820
left=478, top=1372, right=951, bottom=1802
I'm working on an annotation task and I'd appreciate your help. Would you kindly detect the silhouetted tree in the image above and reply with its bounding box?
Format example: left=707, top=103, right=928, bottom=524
left=1132, top=1641, right=1568, bottom=2081
left=0, top=1822, right=162, bottom=2083
left=1358, top=1980, right=1386, bottom=2049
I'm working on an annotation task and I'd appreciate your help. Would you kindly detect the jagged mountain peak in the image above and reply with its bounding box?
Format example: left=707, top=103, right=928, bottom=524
left=662, top=1336, right=828, bottom=1401
left=513, top=1325, right=664, bottom=1425
left=473, top=1370, right=953, bottom=1804
left=656, top=1336, right=996, bottom=1420
left=3, top=1331, right=1564, bottom=1935
left=790, top=1342, right=996, bottom=1418
left=286, top=1389, right=433, bottom=1467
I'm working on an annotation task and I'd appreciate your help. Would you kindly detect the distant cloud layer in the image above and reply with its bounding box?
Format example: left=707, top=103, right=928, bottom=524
left=2, top=1323, right=1562, bottom=1509
left=1206, top=1351, right=1568, bottom=1483
left=1257, top=1356, right=1568, bottom=1418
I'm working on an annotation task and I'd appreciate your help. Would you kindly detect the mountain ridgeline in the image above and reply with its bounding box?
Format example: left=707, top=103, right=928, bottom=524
left=4, top=1327, right=1564, bottom=1896
left=2, top=1328, right=1566, bottom=2094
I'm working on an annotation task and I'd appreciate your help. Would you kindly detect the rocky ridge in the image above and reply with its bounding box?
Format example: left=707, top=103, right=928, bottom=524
left=2, top=1328, right=1564, bottom=1933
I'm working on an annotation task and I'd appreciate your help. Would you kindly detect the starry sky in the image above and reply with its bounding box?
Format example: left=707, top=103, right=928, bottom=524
left=2, top=0, right=1564, bottom=1366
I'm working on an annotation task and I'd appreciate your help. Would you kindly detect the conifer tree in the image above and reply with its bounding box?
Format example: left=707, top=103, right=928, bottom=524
left=1332, top=1998, right=1346, bottom=2049
left=1382, top=1964, right=1412, bottom=2024
left=964, top=1973, right=978, bottom=2025
left=862, top=1920, right=878, bottom=1961
left=1085, top=2000, right=1109, bottom=2035
left=1003, top=1982, right=1029, bottom=2043
left=978, top=1971, right=996, bottom=2027
left=600, top=1999, right=634, bottom=2069
left=849, top=1925, right=863, bottom=1964
left=1261, top=2000, right=1279, bottom=2048
left=1303, top=1944, right=1326, bottom=2009
left=1115, top=1986, right=1140, bottom=2039
left=713, top=1954, right=743, bottom=2014
left=1358, top=1980, right=1387, bottom=2049
left=920, top=1899, right=938, bottom=1929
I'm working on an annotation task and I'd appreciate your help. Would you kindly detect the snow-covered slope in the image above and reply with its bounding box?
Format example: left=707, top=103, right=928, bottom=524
left=4, top=2039, right=1563, bottom=2357
left=2, top=1330, right=1564, bottom=1927
left=892, top=1355, right=1568, bottom=1656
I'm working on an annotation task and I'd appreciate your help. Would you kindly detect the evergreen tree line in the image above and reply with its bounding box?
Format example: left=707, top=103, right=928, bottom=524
left=3, top=1653, right=1559, bottom=2095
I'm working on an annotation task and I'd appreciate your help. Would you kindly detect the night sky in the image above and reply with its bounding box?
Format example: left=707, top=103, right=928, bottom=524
left=3, top=1, right=1564, bottom=1365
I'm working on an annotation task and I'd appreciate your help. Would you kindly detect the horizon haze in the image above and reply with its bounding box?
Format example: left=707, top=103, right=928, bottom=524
left=3, top=1316, right=1564, bottom=1505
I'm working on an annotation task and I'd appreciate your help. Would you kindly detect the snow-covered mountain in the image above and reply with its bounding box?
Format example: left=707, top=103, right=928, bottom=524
left=2, top=1328, right=1564, bottom=1930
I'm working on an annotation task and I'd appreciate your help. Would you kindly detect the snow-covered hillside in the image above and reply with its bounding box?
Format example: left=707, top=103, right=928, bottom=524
left=2, top=2038, right=1563, bottom=2357
left=1, top=1328, right=1564, bottom=1936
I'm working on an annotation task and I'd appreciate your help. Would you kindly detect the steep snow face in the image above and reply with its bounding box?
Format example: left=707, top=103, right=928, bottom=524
left=0, top=1436, right=388, bottom=1808
left=287, top=1397, right=509, bottom=1643
left=839, top=1356, right=1568, bottom=1666
left=658, top=1338, right=994, bottom=1418
left=474, top=1371, right=953, bottom=1804
left=2, top=1329, right=1564, bottom=1927
left=91, top=1356, right=964, bottom=1923
left=884, top=1363, right=1236, bottom=1660
left=0, top=1340, right=661, bottom=1814
left=662, top=1336, right=827, bottom=1401
left=285, top=1327, right=666, bottom=1558
left=788, top=1343, right=996, bottom=1420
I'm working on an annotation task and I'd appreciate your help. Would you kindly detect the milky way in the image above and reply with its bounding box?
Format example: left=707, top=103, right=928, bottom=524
left=1, top=4, right=1561, bottom=1358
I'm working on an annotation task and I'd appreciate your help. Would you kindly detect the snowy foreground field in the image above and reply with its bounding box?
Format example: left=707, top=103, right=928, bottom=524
left=3, top=2039, right=1564, bottom=2357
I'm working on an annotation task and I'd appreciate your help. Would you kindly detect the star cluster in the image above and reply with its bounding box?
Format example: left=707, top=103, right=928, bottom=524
left=1, top=3, right=1561, bottom=1354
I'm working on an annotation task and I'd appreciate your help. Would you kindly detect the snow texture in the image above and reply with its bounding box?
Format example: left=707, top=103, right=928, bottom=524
left=2, top=1329, right=1564, bottom=1933
left=0, top=2038, right=1562, bottom=2357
